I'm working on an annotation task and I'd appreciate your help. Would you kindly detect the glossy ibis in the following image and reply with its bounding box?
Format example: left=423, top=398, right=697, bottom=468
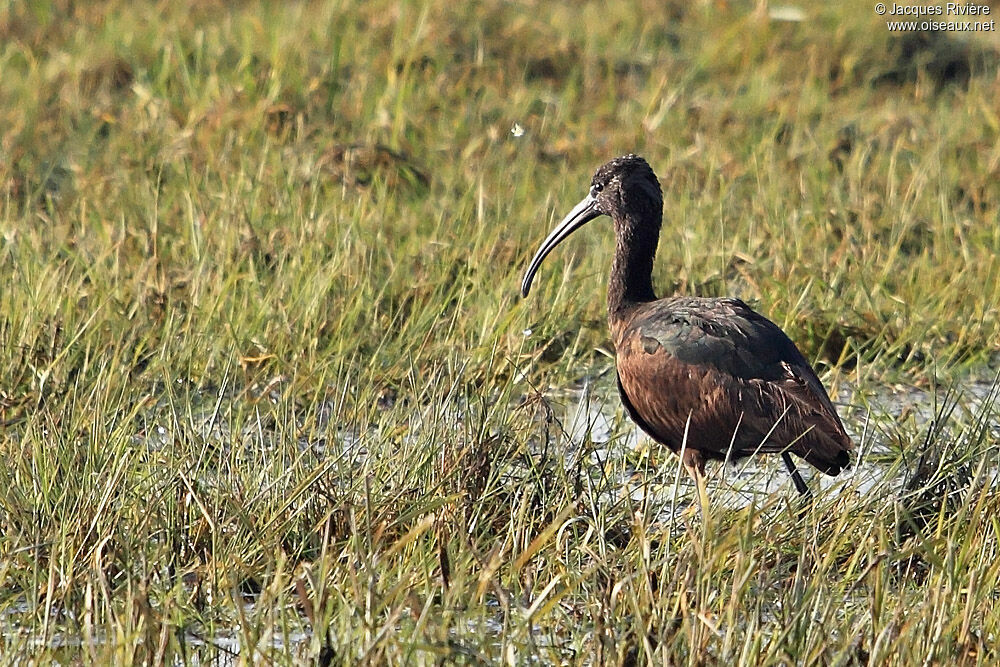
left=521, top=155, right=852, bottom=500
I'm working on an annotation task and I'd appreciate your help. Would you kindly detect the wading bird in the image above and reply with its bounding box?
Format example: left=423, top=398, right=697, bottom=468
left=521, top=155, right=851, bottom=501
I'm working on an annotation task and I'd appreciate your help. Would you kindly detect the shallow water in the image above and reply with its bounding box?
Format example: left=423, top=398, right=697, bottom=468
left=0, top=597, right=312, bottom=665
left=538, top=370, right=999, bottom=517
left=4, top=370, right=997, bottom=659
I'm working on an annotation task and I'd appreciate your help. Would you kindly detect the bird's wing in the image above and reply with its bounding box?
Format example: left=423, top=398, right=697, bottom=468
left=615, top=298, right=852, bottom=474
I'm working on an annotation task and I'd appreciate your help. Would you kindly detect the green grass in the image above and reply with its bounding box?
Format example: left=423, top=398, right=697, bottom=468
left=2, top=0, right=1000, bottom=662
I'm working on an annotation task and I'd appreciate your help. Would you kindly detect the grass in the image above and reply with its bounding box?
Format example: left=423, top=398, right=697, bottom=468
left=1, top=0, right=999, bottom=662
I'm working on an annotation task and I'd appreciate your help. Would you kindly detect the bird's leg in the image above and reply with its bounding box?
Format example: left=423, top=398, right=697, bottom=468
left=780, top=452, right=812, bottom=500
left=682, top=449, right=711, bottom=522
left=781, top=452, right=813, bottom=522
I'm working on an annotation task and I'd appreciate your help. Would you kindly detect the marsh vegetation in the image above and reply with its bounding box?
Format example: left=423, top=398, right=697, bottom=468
left=1, top=0, right=999, bottom=663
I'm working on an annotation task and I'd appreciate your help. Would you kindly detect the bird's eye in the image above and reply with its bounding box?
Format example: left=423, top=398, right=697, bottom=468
left=591, top=183, right=603, bottom=196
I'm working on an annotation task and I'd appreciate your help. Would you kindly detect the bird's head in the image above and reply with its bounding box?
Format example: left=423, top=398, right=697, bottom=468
left=521, top=154, right=662, bottom=298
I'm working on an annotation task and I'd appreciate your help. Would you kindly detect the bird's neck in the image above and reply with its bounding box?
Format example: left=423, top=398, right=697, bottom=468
left=607, top=212, right=659, bottom=324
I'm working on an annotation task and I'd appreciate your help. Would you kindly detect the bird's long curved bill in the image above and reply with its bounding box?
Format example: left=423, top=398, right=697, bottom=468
left=520, top=194, right=602, bottom=297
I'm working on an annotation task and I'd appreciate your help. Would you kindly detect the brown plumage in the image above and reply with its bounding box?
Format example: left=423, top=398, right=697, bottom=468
left=521, top=154, right=852, bottom=496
